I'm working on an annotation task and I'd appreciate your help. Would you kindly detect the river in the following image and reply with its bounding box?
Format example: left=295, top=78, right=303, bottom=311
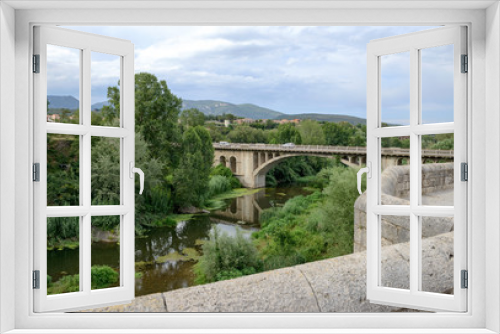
left=47, top=186, right=311, bottom=296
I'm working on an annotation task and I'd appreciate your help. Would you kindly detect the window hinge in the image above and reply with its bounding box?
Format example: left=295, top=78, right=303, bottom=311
left=461, top=54, right=468, bottom=73
left=461, top=162, right=468, bottom=181
left=461, top=270, right=468, bottom=289
left=33, top=163, right=40, bottom=182
left=33, top=270, right=40, bottom=289
left=33, top=54, right=40, bottom=73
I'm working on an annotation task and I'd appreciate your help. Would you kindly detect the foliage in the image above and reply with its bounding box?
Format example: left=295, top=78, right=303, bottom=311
left=194, top=228, right=261, bottom=284
left=269, top=123, right=302, bottom=144
left=227, top=125, right=267, bottom=143
left=173, top=126, right=214, bottom=208
left=91, top=136, right=121, bottom=205
left=323, top=122, right=366, bottom=146
left=47, top=134, right=79, bottom=206
left=254, top=166, right=363, bottom=270
left=298, top=120, right=325, bottom=145
left=266, top=156, right=329, bottom=187
left=47, top=265, right=119, bottom=295
left=91, top=265, right=119, bottom=289
left=211, top=163, right=242, bottom=188
left=180, top=108, right=205, bottom=129
left=207, top=175, right=233, bottom=198
left=47, top=217, right=79, bottom=250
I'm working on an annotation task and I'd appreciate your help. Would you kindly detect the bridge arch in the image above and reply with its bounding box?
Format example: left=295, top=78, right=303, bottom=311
left=230, top=156, right=237, bottom=173
left=219, top=156, right=227, bottom=167
left=251, top=153, right=336, bottom=188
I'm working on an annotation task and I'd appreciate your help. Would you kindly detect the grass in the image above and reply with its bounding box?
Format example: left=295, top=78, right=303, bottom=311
left=47, top=239, right=79, bottom=251
left=155, top=248, right=200, bottom=263
left=210, top=188, right=261, bottom=201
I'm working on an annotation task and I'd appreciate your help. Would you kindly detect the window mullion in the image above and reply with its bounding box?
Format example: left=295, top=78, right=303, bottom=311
left=82, top=47, right=92, bottom=294
left=409, top=47, right=419, bottom=294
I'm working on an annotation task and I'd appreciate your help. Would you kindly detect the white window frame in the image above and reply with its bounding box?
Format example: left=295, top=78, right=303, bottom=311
left=0, top=1, right=499, bottom=333
left=366, top=26, right=467, bottom=312
left=33, top=26, right=136, bottom=312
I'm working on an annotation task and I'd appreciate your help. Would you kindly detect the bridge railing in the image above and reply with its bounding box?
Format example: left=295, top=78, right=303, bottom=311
left=213, top=143, right=454, bottom=157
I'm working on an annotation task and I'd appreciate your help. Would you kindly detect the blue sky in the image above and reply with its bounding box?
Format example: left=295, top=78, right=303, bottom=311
left=54, top=26, right=453, bottom=123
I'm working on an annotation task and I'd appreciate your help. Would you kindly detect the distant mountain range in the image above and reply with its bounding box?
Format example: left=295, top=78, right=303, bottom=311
left=47, top=95, right=109, bottom=111
left=47, top=95, right=366, bottom=125
left=181, top=100, right=283, bottom=120
left=181, top=100, right=366, bottom=125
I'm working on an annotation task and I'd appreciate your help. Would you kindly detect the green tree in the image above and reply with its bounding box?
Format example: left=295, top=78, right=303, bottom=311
left=101, top=85, right=120, bottom=123
left=180, top=108, right=205, bottom=128
left=322, top=122, right=354, bottom=146
left=273, top=123, right=302, bottom=144
left=173, top=126, right=214, bottom=207
left=227, top=126, right=266, bottom=143
left=298, top=120, right=325, bottom=145
left=105, top=72, right=183, bottom=168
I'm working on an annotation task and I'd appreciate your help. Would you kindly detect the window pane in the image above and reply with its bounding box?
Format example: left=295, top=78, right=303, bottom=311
left=47, top=134, right=80, bottom=206
left=421, top=134, right=454, bottom=206
left=380, top=137, right=410, bottom=205
left=421, top=45, right=454, bottom=124
left=91, top=137, right=121, bottom=205
left=380, top=215, right=410, bottom=290
left=91, top=216, right=121, bottom=290
left=421, top=216, right=454, bottom=294
left=47, top=44, right=80, bottom=124
left=47, top=217, right=80, bottom=295
left=91, top=52, right=121, bottom=127
left=380, top=52, right=410, bottom=127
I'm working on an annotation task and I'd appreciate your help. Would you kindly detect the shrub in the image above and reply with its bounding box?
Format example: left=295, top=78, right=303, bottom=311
left=91, top=265, right=119, bottom=290
left=211, top=164, right=241, bottom=188
left=47, top=265, right=118, bottom=295
left=194, top=228, right=261, bottom=284
left=207, top=175, right=232, bottom=198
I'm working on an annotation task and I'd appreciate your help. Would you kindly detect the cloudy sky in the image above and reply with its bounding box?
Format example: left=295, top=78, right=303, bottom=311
left=52, top=26, right=453, bottom=123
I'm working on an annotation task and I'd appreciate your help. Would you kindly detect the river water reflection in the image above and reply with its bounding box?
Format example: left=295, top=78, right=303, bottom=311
left=47, top=186, right=311, bottom=296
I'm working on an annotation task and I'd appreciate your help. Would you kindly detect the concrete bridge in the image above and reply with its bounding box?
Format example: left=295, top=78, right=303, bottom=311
left=214, top=143, right=454, bottom=188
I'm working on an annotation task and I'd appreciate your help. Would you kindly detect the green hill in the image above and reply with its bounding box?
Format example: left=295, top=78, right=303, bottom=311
left=181, top=100, right=284, bottom=120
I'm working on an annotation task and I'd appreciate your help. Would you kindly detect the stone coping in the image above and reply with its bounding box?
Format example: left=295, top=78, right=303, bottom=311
left=82, top=232, right=453, bottom=313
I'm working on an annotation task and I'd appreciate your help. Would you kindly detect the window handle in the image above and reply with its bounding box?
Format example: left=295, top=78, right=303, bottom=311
left=129, top=162, right=145, bottom=195
left=357, top=162, right=371, bottom=195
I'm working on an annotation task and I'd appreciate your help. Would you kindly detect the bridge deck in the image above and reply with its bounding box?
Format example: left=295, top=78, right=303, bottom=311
left=213, top=143, right=453, bottom=158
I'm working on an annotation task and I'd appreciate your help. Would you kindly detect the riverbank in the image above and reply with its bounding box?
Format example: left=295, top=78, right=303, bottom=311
left=47, top=185, right=311, bottom=296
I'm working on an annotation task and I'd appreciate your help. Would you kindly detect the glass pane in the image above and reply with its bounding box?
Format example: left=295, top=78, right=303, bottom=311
left=91, top=52, right=121, bottom=127
left=421, top=134, right=454, bottom=206
left=91, top=137, right=120, bottom=205
left=421, top=216, right=454, bottom=294
left=380, top=137, right=410, bottom=205
left=47, top=217, right=80, bottom=295
left=47, top=44, right=80, bottom=124
left=380, top=215, right=410, bottom=290
left=91, top=216, right=121, bottom=290
left=380, top=52, right=410, bottom=127
left=47, top=134, right=80, bottom=206
left=421, top=45, right=454, bottom=124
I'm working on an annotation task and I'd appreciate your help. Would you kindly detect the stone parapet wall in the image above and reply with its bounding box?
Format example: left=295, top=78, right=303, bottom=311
left=85, top=232, right=453, bottom=313
left=354, top=163, right=454, bottom=252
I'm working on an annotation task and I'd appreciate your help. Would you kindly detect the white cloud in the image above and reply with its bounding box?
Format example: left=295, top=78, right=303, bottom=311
left=57, top=25, right=449, bottom=119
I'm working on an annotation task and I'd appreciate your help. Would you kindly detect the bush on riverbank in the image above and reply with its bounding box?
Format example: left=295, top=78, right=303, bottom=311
left=47, top=265, right=119, bottom=295
left=256, top=166, right=362, bottom=269
left=207, top=175, right=232, bottom=198
left=194, top=228, right=261, bottom=284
